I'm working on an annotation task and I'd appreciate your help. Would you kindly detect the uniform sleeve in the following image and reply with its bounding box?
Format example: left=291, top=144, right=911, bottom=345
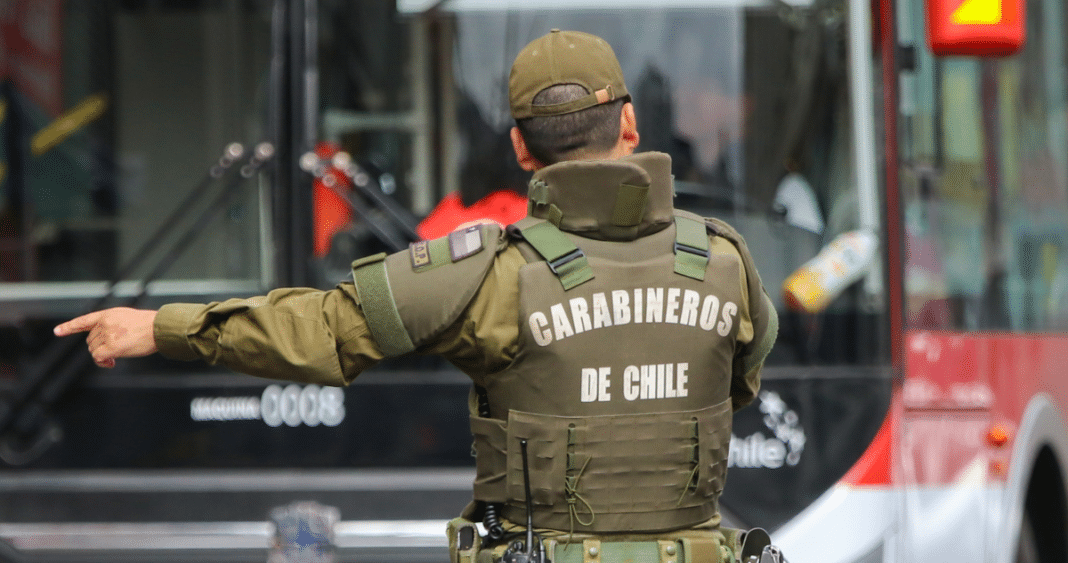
left=707, top=219, right=779, bottom=411
left=153, top=283, right=384, bottom=386
left=731, top=287, right=777, bottom=411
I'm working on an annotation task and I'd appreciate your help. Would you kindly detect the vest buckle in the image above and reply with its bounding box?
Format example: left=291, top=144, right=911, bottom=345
left=674, top=240, right=710, bottom=258
left=548, top=248, right=586, bottom=275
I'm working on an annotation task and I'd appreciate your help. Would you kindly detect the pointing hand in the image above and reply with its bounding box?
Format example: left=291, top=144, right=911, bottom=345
left=54, top=308, right=159, bottom=368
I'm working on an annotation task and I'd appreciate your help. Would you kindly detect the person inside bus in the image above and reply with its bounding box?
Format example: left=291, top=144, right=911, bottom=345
left=53, top=29, right=779, bottom=563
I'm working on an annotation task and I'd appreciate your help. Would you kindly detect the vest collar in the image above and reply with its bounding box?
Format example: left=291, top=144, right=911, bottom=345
left=526, top=152, right=675, bottom=241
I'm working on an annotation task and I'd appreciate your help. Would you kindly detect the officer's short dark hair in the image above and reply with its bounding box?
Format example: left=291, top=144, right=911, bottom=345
left=516, top=84, right=625, bottom=166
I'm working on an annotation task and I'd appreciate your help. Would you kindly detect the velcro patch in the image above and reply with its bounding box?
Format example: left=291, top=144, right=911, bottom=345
left=448, top=226, right=484, bottom=262
left=409, top=240, right=431, bottom=269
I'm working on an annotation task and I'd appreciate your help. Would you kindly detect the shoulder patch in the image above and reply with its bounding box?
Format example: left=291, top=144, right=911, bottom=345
left=409, top=240, right=431, bottom=269
left=408, top=236, right=452, bottom=272
left=448, top=225, right=484, bottom=261
left=409, top=224, right=492, bottom=273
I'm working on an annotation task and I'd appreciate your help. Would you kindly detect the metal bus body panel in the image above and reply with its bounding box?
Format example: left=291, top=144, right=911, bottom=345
left=773, top=332, right=1068, bottom=563
left=904, top=331, right=1068, bottom=426
left=772, top=485, right=897, bottom=563
left=902, top=331, right=1068, bottom=563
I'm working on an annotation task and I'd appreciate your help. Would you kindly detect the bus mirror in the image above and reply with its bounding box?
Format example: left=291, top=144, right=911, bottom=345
left=926, top=0, right=1025, bottom=57
left=782, top=230, right=878, bottom=313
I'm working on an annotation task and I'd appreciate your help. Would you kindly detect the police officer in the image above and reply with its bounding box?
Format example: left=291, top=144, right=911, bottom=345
left=55, top=30, right=778, bottom=563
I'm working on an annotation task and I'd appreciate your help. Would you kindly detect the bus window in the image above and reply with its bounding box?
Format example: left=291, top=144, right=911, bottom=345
left=0, top=3, right=273, bottom=287
left=0, top=1, right=275, bottom=376
left=901, top=0, right=1068, bottom=332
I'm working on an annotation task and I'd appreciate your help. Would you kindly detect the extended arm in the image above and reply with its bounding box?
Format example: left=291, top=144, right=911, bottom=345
left=54, top=223, right=512, bottom=385
left=54, top=284, right=385, bottom=386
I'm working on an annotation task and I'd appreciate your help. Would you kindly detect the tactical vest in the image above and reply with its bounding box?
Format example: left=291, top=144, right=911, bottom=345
left=468, top=209, right=745, bottom=534
left=351, top=153, right=774, bottom=536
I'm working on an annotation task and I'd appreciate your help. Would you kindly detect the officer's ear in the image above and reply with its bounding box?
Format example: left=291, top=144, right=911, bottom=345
left=616, top=102, right=640, bottom=156
left=510, top=127, right=544, bottom=172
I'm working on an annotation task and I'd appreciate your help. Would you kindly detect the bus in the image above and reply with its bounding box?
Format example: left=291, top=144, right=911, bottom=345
left=0, top=0, right=1066, bottom=562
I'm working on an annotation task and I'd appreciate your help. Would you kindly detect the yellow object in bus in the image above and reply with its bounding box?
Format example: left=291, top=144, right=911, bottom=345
left=31, top=94, right=109, bottom=157
left=952, top=0, right=1001, bottom=25
left=783, top=230, right=878, bottom=313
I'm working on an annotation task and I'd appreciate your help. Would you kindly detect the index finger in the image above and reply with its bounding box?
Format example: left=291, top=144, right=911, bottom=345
left=54, top=311, right=104, bottom=337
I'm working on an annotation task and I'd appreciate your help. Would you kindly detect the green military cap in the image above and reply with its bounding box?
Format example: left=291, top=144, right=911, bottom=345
left=509, top=29, right=631, bottom=120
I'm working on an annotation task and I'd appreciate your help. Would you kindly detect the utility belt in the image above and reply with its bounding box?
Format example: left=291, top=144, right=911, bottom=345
left=447, top=519, right=786, bottom=563
left=447, top=518, right=741, bottom=563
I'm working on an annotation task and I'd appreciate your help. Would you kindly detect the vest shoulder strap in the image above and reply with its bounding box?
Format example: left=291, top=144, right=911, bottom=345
left=509, top=217, right=594, bottom=290
left=673, top=212, right=710, bottom=281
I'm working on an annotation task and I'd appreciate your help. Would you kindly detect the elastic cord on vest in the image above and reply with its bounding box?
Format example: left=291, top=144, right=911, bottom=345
left=678, top=418, right=701, bottom=507
left=565, top=425, right=595, bottom=537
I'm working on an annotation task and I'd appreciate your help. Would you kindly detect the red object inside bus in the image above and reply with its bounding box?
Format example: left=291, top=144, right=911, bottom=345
left=312, top=142, right=354, bottom=257
left=416, top=190, right=528, bottom=241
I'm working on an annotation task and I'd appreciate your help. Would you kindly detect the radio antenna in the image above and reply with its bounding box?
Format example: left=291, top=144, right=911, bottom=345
left=521, top=440, right=536, bottom=560
left=502, top=439, right=548, bottom=563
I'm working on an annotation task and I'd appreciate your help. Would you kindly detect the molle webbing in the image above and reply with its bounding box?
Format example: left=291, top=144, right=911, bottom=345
left=511, top=218, right=594, bottom=290
left=351, top=253, right=415, bottom=357
left=673, top=216, right=710, bottom=281
left=469, top=400, right=732, bottom=533
left=465, top=529, right=736, bottom=563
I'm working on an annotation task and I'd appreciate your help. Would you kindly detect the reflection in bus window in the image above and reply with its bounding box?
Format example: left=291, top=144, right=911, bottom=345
left=314, top=0, right=426, bottom=286
left=442, top=4, right=886, bottom=367
left=901, top=0, right=1068, bottom=332
left=0, top=3, right=271, bottom=286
